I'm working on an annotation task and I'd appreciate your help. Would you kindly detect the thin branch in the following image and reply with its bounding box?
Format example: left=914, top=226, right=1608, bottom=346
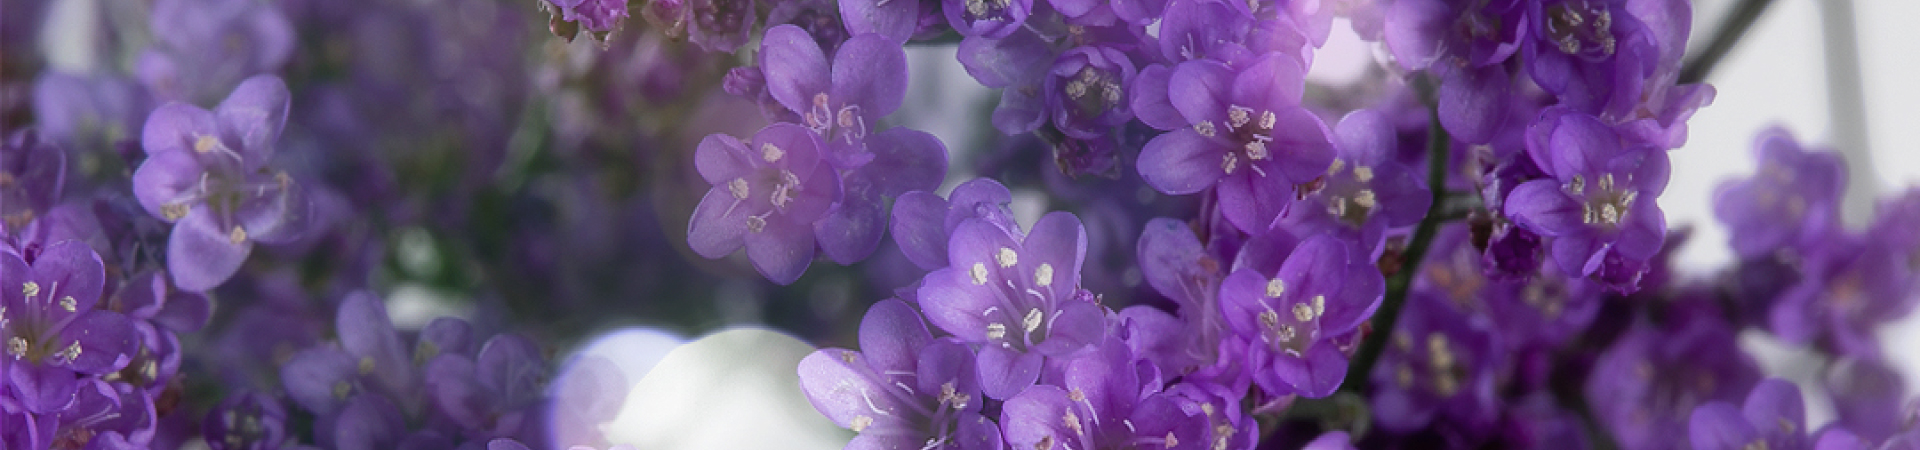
left=1677, top=0, right=1778, bottom=84
left=1340, top=93, right=1452, bottom=396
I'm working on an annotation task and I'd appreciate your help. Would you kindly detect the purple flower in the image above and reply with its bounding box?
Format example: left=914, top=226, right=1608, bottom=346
left=1503, top=107, right=1668, bottom=292
left=1366, top=291, right=1500, bottom=439
left=1218, top=233, right=1382, bottom=398
left=1768, top=232, right=1915, bottom=357
left=892, top=178, right=1021, bottom=272
left=132, top=75, right=314, bottom=292
left=280, top=292, right=414, bottom=417
left=1824, top=357, right=1906, bottom=443
left=687, top=0, right=757, bottom=52
left=1134, top=218, right=1232, bottom=377
left=1382, top=0, right=1526, bottom=143
left=760, top=26, right=907, bottom=169
left=758, top=25, right=947, bottom=264
left=136, top=0, right=294, bottom=104
left=45, top=379, right=159, bottom=449
left=943, top=0, right=1033, bottom=39
left=1150, top=0, right=1305, bottom=66
left=1278, top=109, right=1431, bottom=256
left=424, top=334, right=548, bottom=440
left=1133, top=53, right=1334, bottom=233
left=1000, top=340, right=1215, bottom=450
left=686, top=123, right=841, bottom=284
left=1587, top=315, right=1760, bottom=450
left=1044, top=46, right=1136, bottom=140
left=839, top=0, right=919, bottom=43
left=797, top=299, right=1002, bottom=450
left=203, top=390, right=289, bottom=450
left=1521, top=0, right=1659, bottom=118
left=1688, top=379, right=1810, bottom=450
left=551, top=0, right=629, bottom=33
left=0, top=130, right=63, bottom=232
left=1, top=240, right=139, bottom=414
left=1713, top=127, right=1845, bottom=259
left=918, top=212, right=1105, bottom=399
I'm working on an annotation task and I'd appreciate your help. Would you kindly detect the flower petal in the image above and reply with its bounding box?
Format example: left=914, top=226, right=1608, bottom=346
left=167, top=209, right=253, bottom=292
left=1138, top=129, right=1226, bottom=195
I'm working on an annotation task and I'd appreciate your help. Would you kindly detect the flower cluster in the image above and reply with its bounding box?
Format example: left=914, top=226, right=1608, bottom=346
left=9, top=0, right=1920, bottom=447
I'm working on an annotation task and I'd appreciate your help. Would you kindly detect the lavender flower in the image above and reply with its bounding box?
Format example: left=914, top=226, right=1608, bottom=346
left=686, top=123, right=841, bottom=285
left=918, top=212, right=1104, bottom=399
left=687, top=0, right=757, bottom=52
left=1218, top=233, right=1382, bottom=398
left=798, top=299, right=1002, bottom=450
left=2, top=240, right=138, bottom=414
left=132, top=75, right=314, bottom=292
left=1503, top=107, right=1668, bottom=292
left=1133, top=53, right=1334, bottom=233
left=424, top=333, right=549, bottom=440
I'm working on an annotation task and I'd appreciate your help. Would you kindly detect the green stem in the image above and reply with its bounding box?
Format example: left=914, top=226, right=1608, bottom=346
left=1339, top=99, right=1451, bottom=396
left=1677, top=0, right=1778, bottom=84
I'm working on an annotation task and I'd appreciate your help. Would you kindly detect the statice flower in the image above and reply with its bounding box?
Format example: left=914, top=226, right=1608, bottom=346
left=1218, top=232, right=1383, bottom=398
left=202, top=389, right=289, bottom=450
left=548, top=0, right=629, bottom=35
left=1381, top=0, right=1526, bottom=144
left=687, top=0, right=758, bottom=51
left=1687, top=378, right=1848, bottom=450
left=1504, top=107, right=1668, bottom=292
left=1521, top=0, right=1659, bottom=119
left=1132, top=53, right=1334, bottom=233
left=1824, top=357, right=1907, bottom=443
left=424, top=333, right=549, bottom=441
left=1, top=130, right=63, bottom=230
left=136, top=0, right=294, bottom=104
left=132, top=75, right=315, bottom=292
left=798, top=299, right=1002, bottom=450
left=1587, top=314, right=1760, bottom=450
left=943, top=0, right=1033, bottom=39
left=1713, top=127, right=1845, bottom=258
left=686, top=123, right=841, bottom=284
left=918, top=211, right=1104, bottom=399
left=1134, top=218, right=1234, bottom=380
left=2, top=240, right=139, bottom=415
left=757, top=25, right=949, bottom=265
left=1000, top=340, right=1218, bottom=450
left=1044, top=46, right=1136, bottom=140
left=1277, top=109, right=1431, bottom=256
left=1366, top=291, right=1501, bottom=444
left=838, top=0, right=922, bottom=43
left=892, top=178, right=1021, bottom=272
left=1768, top=230, right=1916, bottom=357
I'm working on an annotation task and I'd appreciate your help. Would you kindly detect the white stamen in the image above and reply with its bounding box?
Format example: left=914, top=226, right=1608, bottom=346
left=761, top=143, right=785, bottom=163
left=1265, top=278, right=1285, bottom=298
left=1034, top=263, right=1054, bottom=287
left=970, top=263, right=990, bottom=285
left=1022, top=308, right=1044, bottom=333
left=996, top=247, right=1018, bottom=268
